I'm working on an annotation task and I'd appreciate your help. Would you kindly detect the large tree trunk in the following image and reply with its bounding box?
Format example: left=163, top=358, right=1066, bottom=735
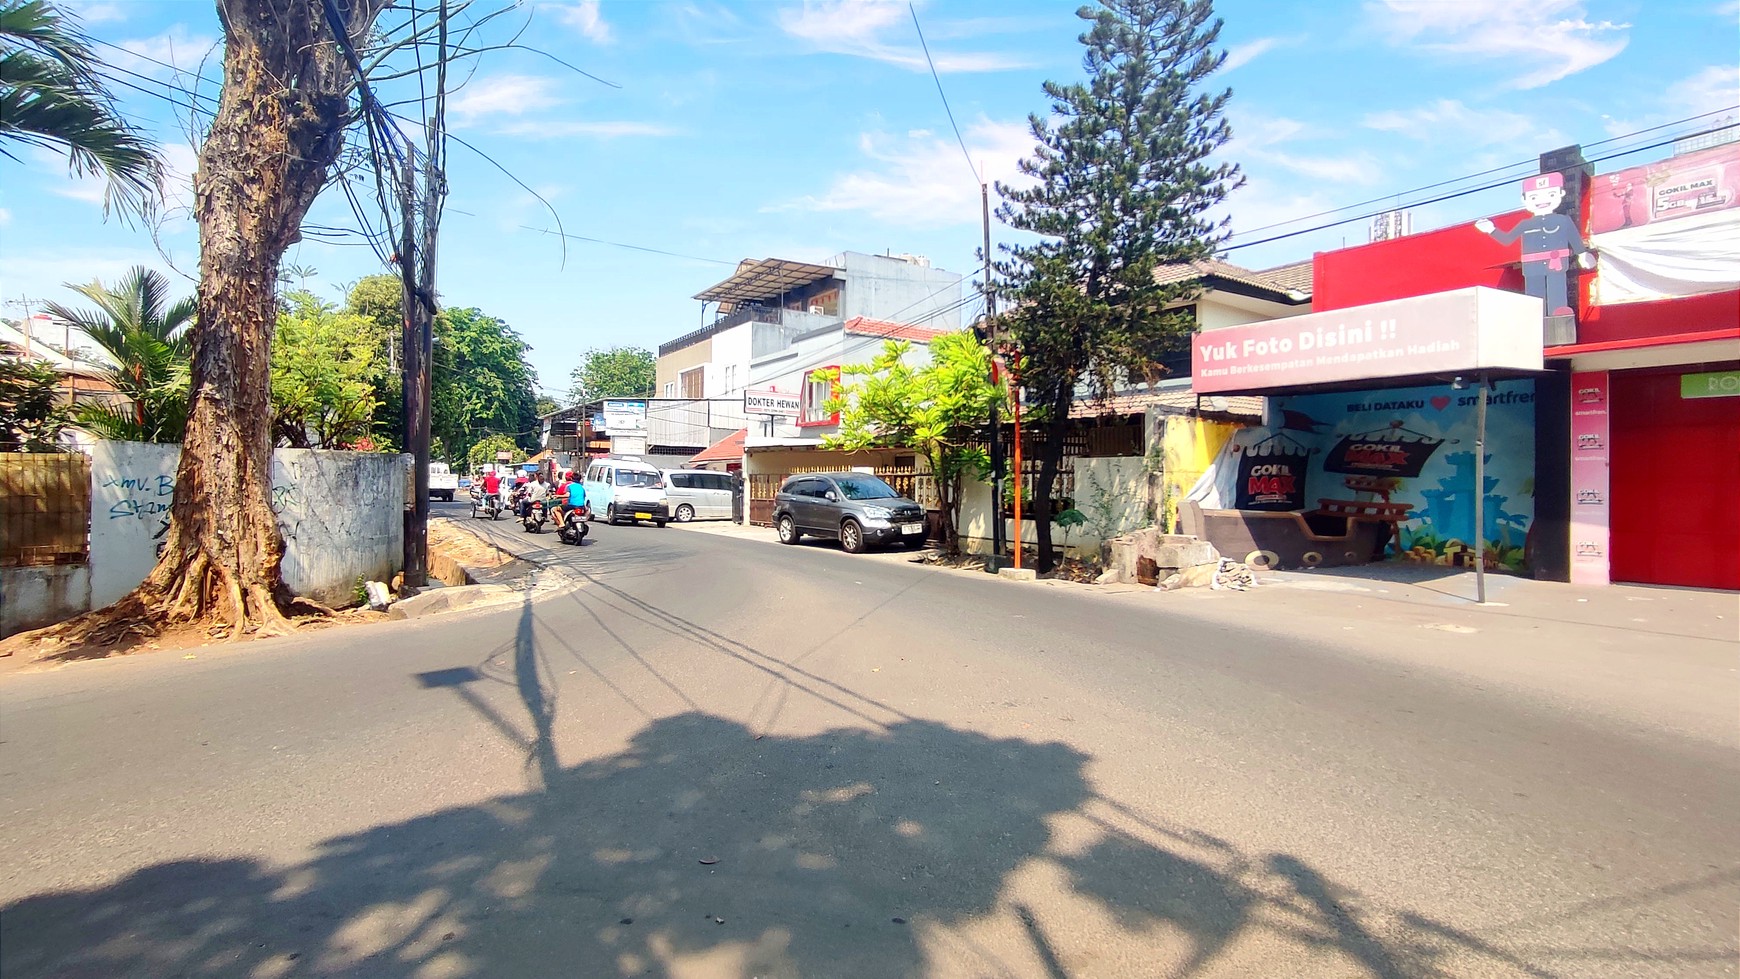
left=1031, top=391, right=1075, bottom=574
left=139, top=1, right=384, bottom=636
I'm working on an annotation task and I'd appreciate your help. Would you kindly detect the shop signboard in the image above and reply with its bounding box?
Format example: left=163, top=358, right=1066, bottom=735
left=1323, top=423, right=1449, bottom=477
left=1681, top=369, right=1740, bottom=399
left=1232, top=433, right=1310, bottom=511
left=1192, top=287, right=1543, bottom=395
left=1591, top=142, right=1740, bottom=305
left=602, top=400, right=647, bottom=433
left=1569, top=371, right=1611, bottom=585
left=744, top=387, right=801, bottom=417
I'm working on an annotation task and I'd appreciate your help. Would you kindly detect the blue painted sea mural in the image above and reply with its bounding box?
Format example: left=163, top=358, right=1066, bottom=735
left=1258, top=378, right=1537, bottom=573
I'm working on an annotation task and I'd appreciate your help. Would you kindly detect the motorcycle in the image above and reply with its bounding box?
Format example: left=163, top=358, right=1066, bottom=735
left=556, top=504, right=590, bottom=545
left=521, top=498, right=547, bottom=533
left=471, top=488, right=503, bottom=521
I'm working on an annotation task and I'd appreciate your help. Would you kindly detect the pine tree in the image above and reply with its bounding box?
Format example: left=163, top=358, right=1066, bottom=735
left=995, top=0, right=1239, bottom=571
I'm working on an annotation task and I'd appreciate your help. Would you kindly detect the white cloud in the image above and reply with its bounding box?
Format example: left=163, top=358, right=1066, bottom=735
left=1256, top=151, right=1383, bottom=185
left=1362, top=98, right=1558, bottom=147
left=1223, top=37, right=1284, bottom=73
left=1601, top=64, right=1740, bottom=136
left=64, top=1, right=128, bottom=25
left=495, top=120, right=677, bottom=138
left=448, top=75, right=564, bottom=123
left=0, top=208, right=11, bottom=227
left=1366, top=0, right=1628, bottom=89
left=778, top=1, right=1034, bottom=73
left=776, top=118, right=1034, bottom=227
left=548, top=0, right=611, bottom=43
left=107, top=25, right=220, bottom=79
left=0, top=248, right=191, bottom=300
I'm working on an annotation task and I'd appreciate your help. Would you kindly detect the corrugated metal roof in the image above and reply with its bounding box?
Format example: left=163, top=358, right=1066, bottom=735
left=693, top=258, right=840, bottom=304
left=1069, top=389, right=1264, bottom=419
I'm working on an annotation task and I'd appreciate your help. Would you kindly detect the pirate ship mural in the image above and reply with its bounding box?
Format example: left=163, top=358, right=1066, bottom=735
left=1184, top=380, right=1537, bottom=573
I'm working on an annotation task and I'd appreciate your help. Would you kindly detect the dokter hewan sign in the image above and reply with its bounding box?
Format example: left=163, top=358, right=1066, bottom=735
left=1192, top=287, right=1545, bottom=394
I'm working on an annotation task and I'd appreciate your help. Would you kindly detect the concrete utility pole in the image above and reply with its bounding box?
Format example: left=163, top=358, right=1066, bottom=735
left=982, top=179, right=1005, bottom=568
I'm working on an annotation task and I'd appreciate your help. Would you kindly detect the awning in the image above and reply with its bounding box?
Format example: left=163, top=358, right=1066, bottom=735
left=1192, top=286, right=1545, bottom=396
left=694, top=258, right=839, bottom=304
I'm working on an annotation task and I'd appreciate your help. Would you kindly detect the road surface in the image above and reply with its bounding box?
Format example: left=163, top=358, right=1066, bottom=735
left=2, top=504, right=1735, bottom=978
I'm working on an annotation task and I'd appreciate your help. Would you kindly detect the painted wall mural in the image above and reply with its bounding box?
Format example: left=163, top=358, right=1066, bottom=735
left=1209, top=380, right=1538, bottom=572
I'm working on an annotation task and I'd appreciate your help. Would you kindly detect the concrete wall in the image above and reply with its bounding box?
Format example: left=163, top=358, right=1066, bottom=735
left=956, top=455, right=1152, bottom=560
left=655, top=337, right=712, bottom=396
left=0, top=566, right=89, bottom=638
left=273, top=450, right=406, bottom=607
left=87, top=442, right=407, bottom=610
left=837, top=252, right=963, bottom=329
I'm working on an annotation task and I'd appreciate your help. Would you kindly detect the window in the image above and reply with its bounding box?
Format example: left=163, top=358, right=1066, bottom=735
left=670, top=473, right=693, bottom=489
left=663, top=381, right=675, bottom=397
left=604, top=468, right=614, bottom=485
left=798, top=366, right=841, bottom=427
left=722, top=364, right=739, bottom=392
left=833, top=474, right=898, bottom=500
left=618, top=469, right=661, bottom=489
left=707, top=473, right=732, bottom=490
left=680, top=366, right=704, bottom=399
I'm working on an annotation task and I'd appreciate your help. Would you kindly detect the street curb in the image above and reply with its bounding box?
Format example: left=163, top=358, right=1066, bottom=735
left=427, top=515, right=582, bottom=597
left=387, top=584, right=521, bottom=620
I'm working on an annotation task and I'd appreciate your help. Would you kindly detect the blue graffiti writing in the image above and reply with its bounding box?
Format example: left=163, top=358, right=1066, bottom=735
left=109, top=497, right=171, bottom=520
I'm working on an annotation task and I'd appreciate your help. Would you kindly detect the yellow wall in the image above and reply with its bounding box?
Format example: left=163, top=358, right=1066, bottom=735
left=1158, top=416, right=1246, bottom=533
left=655, top=339, right=712, bottom=395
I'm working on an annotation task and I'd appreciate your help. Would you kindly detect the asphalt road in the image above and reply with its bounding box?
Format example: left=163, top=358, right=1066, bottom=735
left=2, top=504, right=1735, bottom=978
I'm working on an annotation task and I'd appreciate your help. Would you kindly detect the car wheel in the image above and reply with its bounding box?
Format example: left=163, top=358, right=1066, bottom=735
left=655, top=520, right=668, bottom=528
left=675, top=504, right=695, bottom=523
left=840, top=518, right=865, bottom=554
left=607, top=504, right=621, bottom=526
left=777, top=515, right=800, bottom=544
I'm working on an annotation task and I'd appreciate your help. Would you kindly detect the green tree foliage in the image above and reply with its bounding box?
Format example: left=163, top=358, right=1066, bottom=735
left=466, top=433, right=524, bottom=471
left=0, top=357, right=69, bottom=450
left=995, top=0, right=1238, bottom=570
left=269, top=293, right=381, bottom=449
left=823, top=334, right=1002, bottom=555
left=340, top=278, right=540, bottom=462
left=44, top=266, right=194, bottom=443
left=433, top=307, right=539, bottom=466
left=0, top=0, right=162, bottom=220
left=569, top=346, right=654, bottom=402
left=534, top=396, right=560, bottom=418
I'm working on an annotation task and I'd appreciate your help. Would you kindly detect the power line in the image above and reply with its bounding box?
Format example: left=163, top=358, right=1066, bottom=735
left=1225, top=106, right=1740, bottom=246
left=908, top=3, right=979, bottom=184
left=1224, top=119, right=1740, bottom=255
left=519, top=226, right=737, bottom=266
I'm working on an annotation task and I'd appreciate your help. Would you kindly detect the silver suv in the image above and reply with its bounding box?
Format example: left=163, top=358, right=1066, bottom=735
left=773, top=472, right=927, bottom=553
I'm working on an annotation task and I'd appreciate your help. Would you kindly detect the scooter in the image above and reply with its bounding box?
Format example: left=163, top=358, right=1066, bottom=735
left=556, top=504, right=590, bottom=545
left=471, top=489, right=503, bottom=521
left=521, top=498, right=547, bottom=533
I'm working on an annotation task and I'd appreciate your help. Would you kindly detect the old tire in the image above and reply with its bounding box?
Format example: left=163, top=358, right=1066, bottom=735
left=840, top=519, right=865, bottom=554
left=675, top=504, right=695, bottom=523
left=777, top=515, right=800, bottom=544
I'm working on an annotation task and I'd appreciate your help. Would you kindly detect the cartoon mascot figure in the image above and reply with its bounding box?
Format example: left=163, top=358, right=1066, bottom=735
left=1475, top=172, right=1594, bottom=318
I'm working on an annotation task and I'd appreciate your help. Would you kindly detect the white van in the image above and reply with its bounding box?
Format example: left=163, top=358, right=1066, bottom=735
left=662, top=469, right=735, bottom=522
left=583, top=458, right=670, bottom=526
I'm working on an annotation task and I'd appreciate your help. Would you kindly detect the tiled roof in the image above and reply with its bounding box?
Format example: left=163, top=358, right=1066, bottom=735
left=841, top=316, right=950, bottom=343
left=1151, top=258, right=1312, bottom=302
left=690, top=427, right=747, bottom=463
left=1257, top=259, right=1313, bottom=293
left=1069, top=389, right=1264, bottom=419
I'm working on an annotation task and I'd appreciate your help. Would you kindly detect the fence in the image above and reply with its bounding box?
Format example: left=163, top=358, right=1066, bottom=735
left=1, top=452, right=92, bottom=637
left=0, top=452, right=89, bottom=567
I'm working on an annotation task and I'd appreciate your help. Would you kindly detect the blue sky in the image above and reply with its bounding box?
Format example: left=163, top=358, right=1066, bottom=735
left=1, top=0, right=1735, bottom=399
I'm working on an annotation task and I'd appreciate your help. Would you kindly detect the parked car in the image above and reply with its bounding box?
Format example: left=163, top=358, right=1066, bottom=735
left=773, top=472, right=926, bottom=553
left=583, top=457, right=670, bottom=527
left=662, top=469, right=734, bottom=522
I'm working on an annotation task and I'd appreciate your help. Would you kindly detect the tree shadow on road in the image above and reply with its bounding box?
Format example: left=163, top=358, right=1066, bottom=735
left=7, top=591, right=1737, bottom=979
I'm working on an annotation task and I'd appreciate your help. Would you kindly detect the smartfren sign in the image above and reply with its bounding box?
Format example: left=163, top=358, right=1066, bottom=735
left=1192, top=287, right=1544, bottom=394
left=744, top=387, right=800, bottom=417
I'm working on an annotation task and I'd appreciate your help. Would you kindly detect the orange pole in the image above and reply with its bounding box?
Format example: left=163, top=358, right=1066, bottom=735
left=1011, top=370, right=1022, bottom=570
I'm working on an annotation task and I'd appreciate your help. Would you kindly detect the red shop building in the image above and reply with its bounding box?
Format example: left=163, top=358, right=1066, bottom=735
left=1199, top=141, right=1738, bottom=590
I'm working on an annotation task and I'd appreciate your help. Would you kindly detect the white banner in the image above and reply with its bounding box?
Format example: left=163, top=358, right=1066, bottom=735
left=1593, top=207, right=1740, bottom=305
left=602, top=399, right=646, bottom=433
